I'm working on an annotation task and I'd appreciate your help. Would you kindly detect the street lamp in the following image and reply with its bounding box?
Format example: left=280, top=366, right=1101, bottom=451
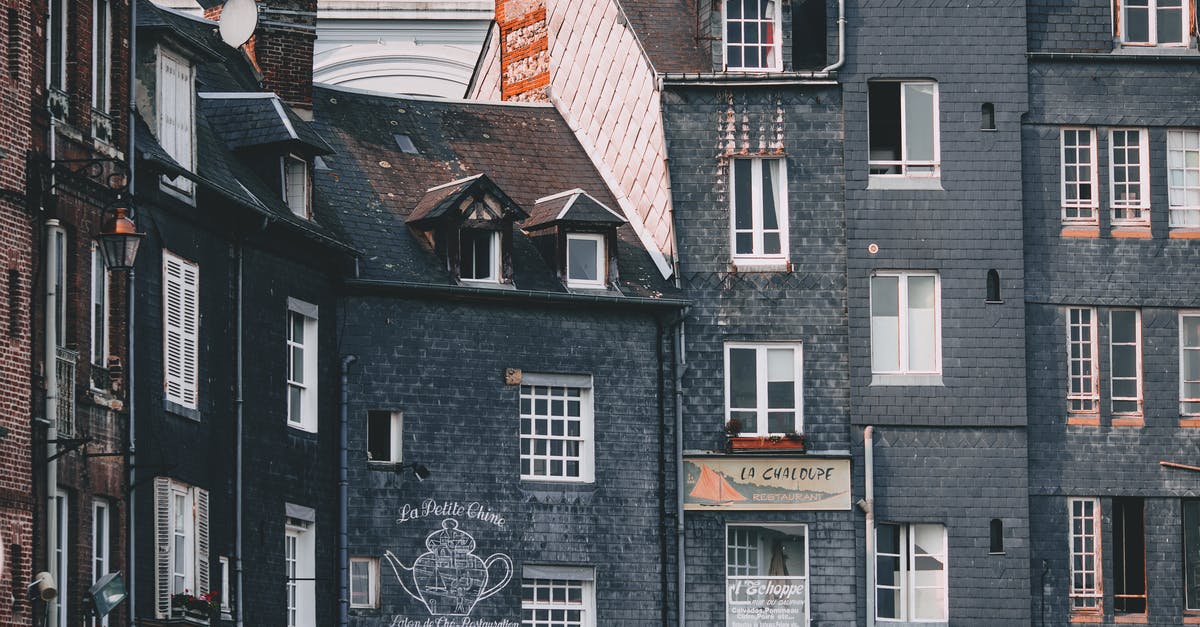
left=98, top=205, right=144, bottom=271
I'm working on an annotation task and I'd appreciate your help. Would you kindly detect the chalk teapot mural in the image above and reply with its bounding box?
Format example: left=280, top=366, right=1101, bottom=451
left=385, top=518, right=513, bottom=616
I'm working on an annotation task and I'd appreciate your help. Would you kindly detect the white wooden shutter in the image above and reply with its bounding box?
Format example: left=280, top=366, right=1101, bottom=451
left=194, top=487, right=210, bottom=596
left=157, top=47, right=193, bottom=193
left=163, top=252, right=199, bottom=408
left=154, top=477, right=172, bottom=619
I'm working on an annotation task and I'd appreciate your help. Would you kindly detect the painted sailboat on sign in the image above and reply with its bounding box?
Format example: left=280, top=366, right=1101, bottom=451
left=688, top=463, right=747, bottom=504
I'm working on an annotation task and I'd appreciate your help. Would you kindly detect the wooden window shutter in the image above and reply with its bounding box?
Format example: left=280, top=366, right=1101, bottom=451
left=163, top=252, right=199, bottom=408
left=157, top=48, right=194, bottom=192
left=194, top=487, right=210, bottom=595
left=154, top=477, right=172, bottom=619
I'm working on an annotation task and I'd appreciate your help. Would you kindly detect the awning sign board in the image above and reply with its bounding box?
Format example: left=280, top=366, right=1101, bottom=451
left=683, top=457, right=851, bottom=511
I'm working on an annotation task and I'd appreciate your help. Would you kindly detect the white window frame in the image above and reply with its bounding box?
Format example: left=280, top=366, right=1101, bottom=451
left=723, top=343, right=803, bottom=436
left=285, top=516, right=316, bottom=627
left=282, top=154, right=310, bottom=219
left=1109, top=309, right=1143, bottom=415
left=46, top=0, right=67, bottom=91
left=730, top=157, right=788, bottom=266
left=1167, top=129, right=1200, bottom=228
left=1067, top=307, right=1099, bottom=414
left=154, top=478, right=208, bottom=619
left=869, top=271, right=942, bottom=376
left=1062, top=127, right=1100, bottom=225
left=53, top=489, right=69, bottom=627
left=219, top=556, right=231, bottom=617
left=156, top=46, right=195, bottom=196
left=520, top=572, right=597, bottom=627
left=459, top=229, right=501, bottom=283
left=868, top=81, right=941, bottom=179
left=92, top=499, right=110, bottom=627
left=1109, top=128, right=1151, bottom=226
left=90, top=244, right=110, bottom=368
left=286, top=299, right=318, bottom=432
left=1069, top=497, right=1103, bottom=615
left=519, top=374, right=595, bottom=483
left=349, top=557, right=379, bottom=609
left=163, top=250, right=199, bottom=410
left=1180, top=312, right=1200, bottom=415
left=1118, top=0, right=1190, bottom=46
left=91, top=0, right=112, bottom=115
left=875, top=523, right=948, bottom=622
left=722, top=0, right=781, bottom=72
left=367, top=410, right=402, bottom=464
left=724, top=523, right=810, bottom=626
left=53, top=227, right=67, bottom=348
left=565, top=233, right=606, bottom=289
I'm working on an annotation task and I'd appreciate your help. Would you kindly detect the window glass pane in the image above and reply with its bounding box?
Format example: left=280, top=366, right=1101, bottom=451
left=766, top=348, right=793, bottom=381
left=1158, top=0, right=1183, bottom=43
left=734, top=160, right=753, bottom=230
left=913, top=524, right=944, bottom=555
left=913, top=588, right=947, bottom=620
left=1125, top=2, right=1150, bottom=41
left=903, top=83, right=937, bottom=163
left=872, top=276, right=899, bottom=317
left=1185, top=316, right=1200, bottom=347
left=868, top=83, right=902, bottom=166
left=568, top=237, right=599, bottom=282
left=729, top=348, right=757, bottom=409
left=761, top=160, right=779, bottom=232
left=766, top=382, right=794, bottom=409
left=1185, top=500, right=1200, bottom=610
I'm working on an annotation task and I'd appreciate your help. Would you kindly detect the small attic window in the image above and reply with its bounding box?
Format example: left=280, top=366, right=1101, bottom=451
left=394, top=134, right=419, bottom=154
left=459, top=229, right=499, bottom=282
left=566, top=233, right=606, bottom=289
left=283, top=154, right=310, bottom=219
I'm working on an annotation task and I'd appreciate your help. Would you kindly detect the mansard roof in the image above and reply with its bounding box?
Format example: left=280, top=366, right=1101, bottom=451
left=200, top=94, right=335, bottom=155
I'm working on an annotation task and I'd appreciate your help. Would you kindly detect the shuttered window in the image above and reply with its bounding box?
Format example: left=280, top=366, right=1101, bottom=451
left=157, top=47, right=194, bottom=195
left=163, top=251, right=199, bottom=409
left=154, top=478, right=209, bottom=619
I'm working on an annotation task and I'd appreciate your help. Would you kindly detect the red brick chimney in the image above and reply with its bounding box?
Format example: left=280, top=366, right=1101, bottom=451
left=496, top=0, right=550, bottom=102
left=205, top=0, right=316, bottom=111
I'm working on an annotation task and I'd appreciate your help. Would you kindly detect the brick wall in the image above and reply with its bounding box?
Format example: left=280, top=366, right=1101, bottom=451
left=496, top=0, right=549, bottom=102
left=206, top=0, right=317, bottom=110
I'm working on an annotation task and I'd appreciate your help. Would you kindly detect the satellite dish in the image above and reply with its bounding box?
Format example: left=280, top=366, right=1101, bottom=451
left=218, top=0, right=258, bottom=49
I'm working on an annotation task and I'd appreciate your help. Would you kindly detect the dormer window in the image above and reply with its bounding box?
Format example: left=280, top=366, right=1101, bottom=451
left=459, top=229, right=500, bottom=282
left=566, top=233, right=605, bottom=288
left=283, top=154, right=310, bottom=219
left=157, top=46, right=194, bottom=196
left=724, top=0, right=781, bottom=71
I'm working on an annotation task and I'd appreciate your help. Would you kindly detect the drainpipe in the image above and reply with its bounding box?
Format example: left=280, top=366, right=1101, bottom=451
left=235, top=241, right=245, bottom=627
left=673, top=319, right=687, bottom=627
left=862, top=426, right=876, bottom=627
left=44, top=219, right=62, bottom=626
left=126, top=0, right=138, bottom=619
left=820, top=0, right=846, bottom=73
left=338, top=355, right=356, bottom=627
left=654, top=317, right=669, bottom=626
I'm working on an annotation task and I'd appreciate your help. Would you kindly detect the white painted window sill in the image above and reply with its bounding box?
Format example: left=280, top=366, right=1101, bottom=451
left=868, top=176, right=944, bottom=191
left=732, top=259, right=790, bottom=272
left=870, top=374, right=944, bottom=386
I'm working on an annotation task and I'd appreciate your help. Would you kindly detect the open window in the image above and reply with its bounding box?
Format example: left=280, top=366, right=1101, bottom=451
left=869, top=81, right=940, bottom=179
left=282, top=154, right=310, bottom=219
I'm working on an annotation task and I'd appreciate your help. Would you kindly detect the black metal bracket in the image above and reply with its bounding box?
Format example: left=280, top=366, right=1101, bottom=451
left=46, top=437, right=91, bottom=463
left=29, top=154, right=132, bottom=215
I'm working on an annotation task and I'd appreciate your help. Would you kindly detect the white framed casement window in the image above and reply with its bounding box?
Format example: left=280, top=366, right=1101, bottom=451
left=1110, top=309, right=1143, bottom=415
left=285, top=513, right=316, bottom=627
left=53, top=227, right=67, bottom=348
left=1112, top=497, right=1148, bottom=615
left=349, top=557, right=379, bottom=609
left=730, top=157, right=788, bottom=266
left=723, top=0, right=781, bottom=71
left=156, top=46, right=195, bottom=196
left=724, top=343, right=803, bottom=435
left=1062, top=128, right=1099, bottom=225
left=153, top=478, right=209, bottom=619
left=52, top=489, right=69, bottom=627
left=45, top=0, right=66, bottom=92
left=92, top=499, right=110, bottom=627
left=725, top=524, right=809, bottom=626
left=519, top=374, right=594, bottom=483
left=1167, top=130, right=1200, bottom=228
left=868, top=81, right=940, bottom=179
left=1068, top=497, right=1103, bottom=616
left=367, top=410, right=402, bottom=463
left=286, top=299, right=318, bottom=432
left=520, top=567, right=596, bottom=627
left=1117, top=0, right=1189, bottom=46
left=92, top=0, right=112, bottom=115
left=1184, top=500, right=1200, bottom=612
left=566, top=233, right=606, bottom=288
left=282, top=155, right=310, bottom=219
left=870, top=272, right=941, bottom=378
left=1067, top=307, right=1099, bottom=414
left=459, top=229, right=500, bottom=283
left=90, top=244, right=109, bottom=368
left=1109, top=129, right=1151, bottom=226
left=163, top=251, right=199, bottom=411
left=875, top=523, right=947, bottom=622
left=1180, top=312, right=1200, bottom=415
left=218, top=556, right=232, bottom=618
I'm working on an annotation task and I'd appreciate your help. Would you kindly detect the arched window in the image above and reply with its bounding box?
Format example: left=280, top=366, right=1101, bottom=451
left=986, top=269, right=1001, bottom=303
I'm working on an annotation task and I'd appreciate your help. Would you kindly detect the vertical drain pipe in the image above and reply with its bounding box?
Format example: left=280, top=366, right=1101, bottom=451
left=44, top=219, right=62, bottom=626
left=673, top=319, right=687, bottom=626
left=338, top=355, right=356, bottom=627
left=234, top=241, right=245, bottom=627
left=863, top=426, right=876, bottom=627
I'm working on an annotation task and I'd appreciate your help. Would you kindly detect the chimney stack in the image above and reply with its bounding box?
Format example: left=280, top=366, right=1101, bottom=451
left=205, top=0, right=317, bottom=111
left=496, top=0, right=550, bottom=102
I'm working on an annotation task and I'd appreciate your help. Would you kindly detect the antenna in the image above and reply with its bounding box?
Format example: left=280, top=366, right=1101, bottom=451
left=218, top=0, right=258, bottom=49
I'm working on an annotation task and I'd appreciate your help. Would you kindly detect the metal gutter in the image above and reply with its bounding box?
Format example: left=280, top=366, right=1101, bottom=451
left=338, top=355, right=357, bottom=627
left=344, top=278, right=689, bottom=309
left=661, top=73, right=838, bottom=87
left=1028, top=50, right=1200, bottom=62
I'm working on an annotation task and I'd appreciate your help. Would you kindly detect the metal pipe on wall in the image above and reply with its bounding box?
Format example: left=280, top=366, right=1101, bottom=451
left=126, top=0, right=138, bottom=618
left=673, top=320, right=686, bottom=627
left=820, top=0, right=847, bottom=73
left=44, top=219, right=62, bottom=627
left=338, top=355, right=356, bottom=627
left=235, top=241, right=245, bottom=627
left=863, top=425, right=876, bottom=627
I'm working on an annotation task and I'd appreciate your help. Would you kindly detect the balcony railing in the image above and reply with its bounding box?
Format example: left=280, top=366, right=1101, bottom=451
left=55, top=346, right=76, bottom=436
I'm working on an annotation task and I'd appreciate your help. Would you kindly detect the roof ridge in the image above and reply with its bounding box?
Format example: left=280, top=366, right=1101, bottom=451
left=314, top=81, right=555, bottom=108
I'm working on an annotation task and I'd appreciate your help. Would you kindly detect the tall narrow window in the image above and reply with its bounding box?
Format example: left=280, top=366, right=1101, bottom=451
left=1067, top=307, right=1098, bottom=414
left=157, top=47, right=194, bottom=195
left=1110, top=310, right=1143, bottom=415
left=868, top=81, right=940, bottom=178
left=986, top=269, right=1001, bottom=303
left=286, top=300, right=318, bottom=432
left=53, top=490, right=69, bottom=627
left=870, top=272, right=941, bottom=375
left=283, top=155, right=309, bottom=219
left=459, top=229, right=499, bottom=282
left=1167, top=130, right=1200, bottom=228
left=349, top=557, right=379, bottom=609
left=366, top=410, right=401, bottom=463
left=876, top=523, right=948, bottom=621
left=1110, top=129, right=1150, bottom=225
left=981, top=103, right=996, bottom=130
left=724, top=343, right=803, bottom=435
left=1120, top=0, right=1187, bottom=45
left=163, top=251, right=199, bottom=410
left=92, top=499, right=110, bottom=627
left=1113, top=497, right=1147, bottom=615
left=285, top=514, right=315, bottom=627
left=46, top=0, right=66, bottom=91
left=1061, top=128, right=1098, bottom=225
left=730, top=158, right=787, bottom=264
left=92, top=0, right=111, bottom=115
left=219, top=556, right=231, bottom=617
left=153, top=479, right=209, bottom=619
left=519, top=376, right=594, bottom=482
left=989, top=519, right=1004, bottom=554
left=54, top=228, right=67, bottom=347
left=724, top=0, right=780, bottom=71
left=1184, top=500, right=1200, bottom=611
left=1181, top=313, right=1200, bottom=415
left=725, top=524, right=808, bottom=624
left=91, top=245, right=109, bottom=367
left=1069, top=497, right=1102, bottom=616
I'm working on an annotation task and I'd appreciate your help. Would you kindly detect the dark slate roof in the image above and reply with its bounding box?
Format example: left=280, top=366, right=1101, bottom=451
left=619, top=0, right=711, bottom=73
left=407, top=173, right=527, bottom=225
left=524, top=189, right=628, bottom=231
left=310, top=84, right=679, bottom=300
left=199, top=95, right=334, bottom=155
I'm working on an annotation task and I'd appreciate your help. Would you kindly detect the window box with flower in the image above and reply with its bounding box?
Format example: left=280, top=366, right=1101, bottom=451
left=169, top=590, right=218, bottom=624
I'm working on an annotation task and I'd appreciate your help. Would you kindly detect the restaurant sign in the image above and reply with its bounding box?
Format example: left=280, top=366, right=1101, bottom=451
left=683, top=457, right=851, bottom=511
